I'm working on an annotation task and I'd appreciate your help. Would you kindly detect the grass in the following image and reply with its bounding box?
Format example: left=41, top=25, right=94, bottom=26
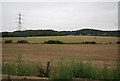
left=50, top=56, right=120, bottom=81
left=2, top=53, right=42, bottom=76
left=2, top=54, right=120, bottom=81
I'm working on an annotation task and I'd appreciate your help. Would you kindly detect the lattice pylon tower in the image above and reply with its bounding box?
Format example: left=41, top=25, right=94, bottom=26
left=18, top=13, right=22, bottom=31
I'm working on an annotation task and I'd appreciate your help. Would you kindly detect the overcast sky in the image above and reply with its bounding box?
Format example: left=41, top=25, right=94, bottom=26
left=2, top=2, right=118, bottom=32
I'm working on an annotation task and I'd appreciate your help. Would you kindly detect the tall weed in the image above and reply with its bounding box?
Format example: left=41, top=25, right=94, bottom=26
left=50, top=56, right=119, bottom=80
left=3, top=53, right=42, bottom=76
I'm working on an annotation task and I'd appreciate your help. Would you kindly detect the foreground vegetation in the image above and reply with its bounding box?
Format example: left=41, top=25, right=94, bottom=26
left=50, top=57, right=120, bottom=81
left=2, top=54, right=120, bottom=81
left=3, top=54, right=42, bottom=76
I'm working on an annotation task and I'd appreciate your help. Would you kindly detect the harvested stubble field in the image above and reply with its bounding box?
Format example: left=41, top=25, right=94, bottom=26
left=2, top=36, right=120, bottom=80
left=2, top=43, right=119, bottom=68
left=2, top=35, right=119, bottom=44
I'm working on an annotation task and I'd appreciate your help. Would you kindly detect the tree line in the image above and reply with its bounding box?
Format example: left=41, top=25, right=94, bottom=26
left=1, top=29, right=120, bottom=37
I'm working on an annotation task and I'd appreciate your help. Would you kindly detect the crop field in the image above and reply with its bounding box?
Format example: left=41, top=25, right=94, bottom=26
left=2, top=35, right=119, bottom=44
left=2, top=36, right=120, bottom=80
left=2, top=36, right=119, bottom=68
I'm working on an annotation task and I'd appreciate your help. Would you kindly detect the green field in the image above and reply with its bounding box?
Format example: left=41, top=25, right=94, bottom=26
left=2, top=35, right=119, bottom=44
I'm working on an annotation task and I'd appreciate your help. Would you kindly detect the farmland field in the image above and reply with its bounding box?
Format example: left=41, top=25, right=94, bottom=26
left=2, top=35, right=119, bottom=44
left=2, top=36, right=119, bottom=68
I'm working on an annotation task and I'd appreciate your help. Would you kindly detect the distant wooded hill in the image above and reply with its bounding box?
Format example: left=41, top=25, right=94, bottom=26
left=1, top=29, right=120, bottom=37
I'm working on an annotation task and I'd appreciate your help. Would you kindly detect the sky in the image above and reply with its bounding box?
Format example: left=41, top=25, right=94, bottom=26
left=1, top=1, right=118, bottom=32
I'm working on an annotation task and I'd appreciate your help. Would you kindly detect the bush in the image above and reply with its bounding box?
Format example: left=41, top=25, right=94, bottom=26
left=90, top=41, right=96, bottom=44
left=82, top=41, right=96, bottom=44
left=117, top=42, right=120, bottom=44
left=44, top=40, right=63, bottom=44
left=109, top=42, right=112, bottom=44
left=4, top=40, right=13, bottom=43
left=17, top=40, right=28, bottom=44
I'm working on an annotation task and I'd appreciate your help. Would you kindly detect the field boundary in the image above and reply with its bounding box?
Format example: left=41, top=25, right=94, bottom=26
left=2, top=75, right=101, bottom=81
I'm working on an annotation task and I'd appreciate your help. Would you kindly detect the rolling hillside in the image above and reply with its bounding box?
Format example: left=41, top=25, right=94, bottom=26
left=1, top=29, right=120, bottom=37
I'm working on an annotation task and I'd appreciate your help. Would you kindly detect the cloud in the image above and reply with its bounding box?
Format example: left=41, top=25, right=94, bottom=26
left=2, top=2, right=118, bottom=31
